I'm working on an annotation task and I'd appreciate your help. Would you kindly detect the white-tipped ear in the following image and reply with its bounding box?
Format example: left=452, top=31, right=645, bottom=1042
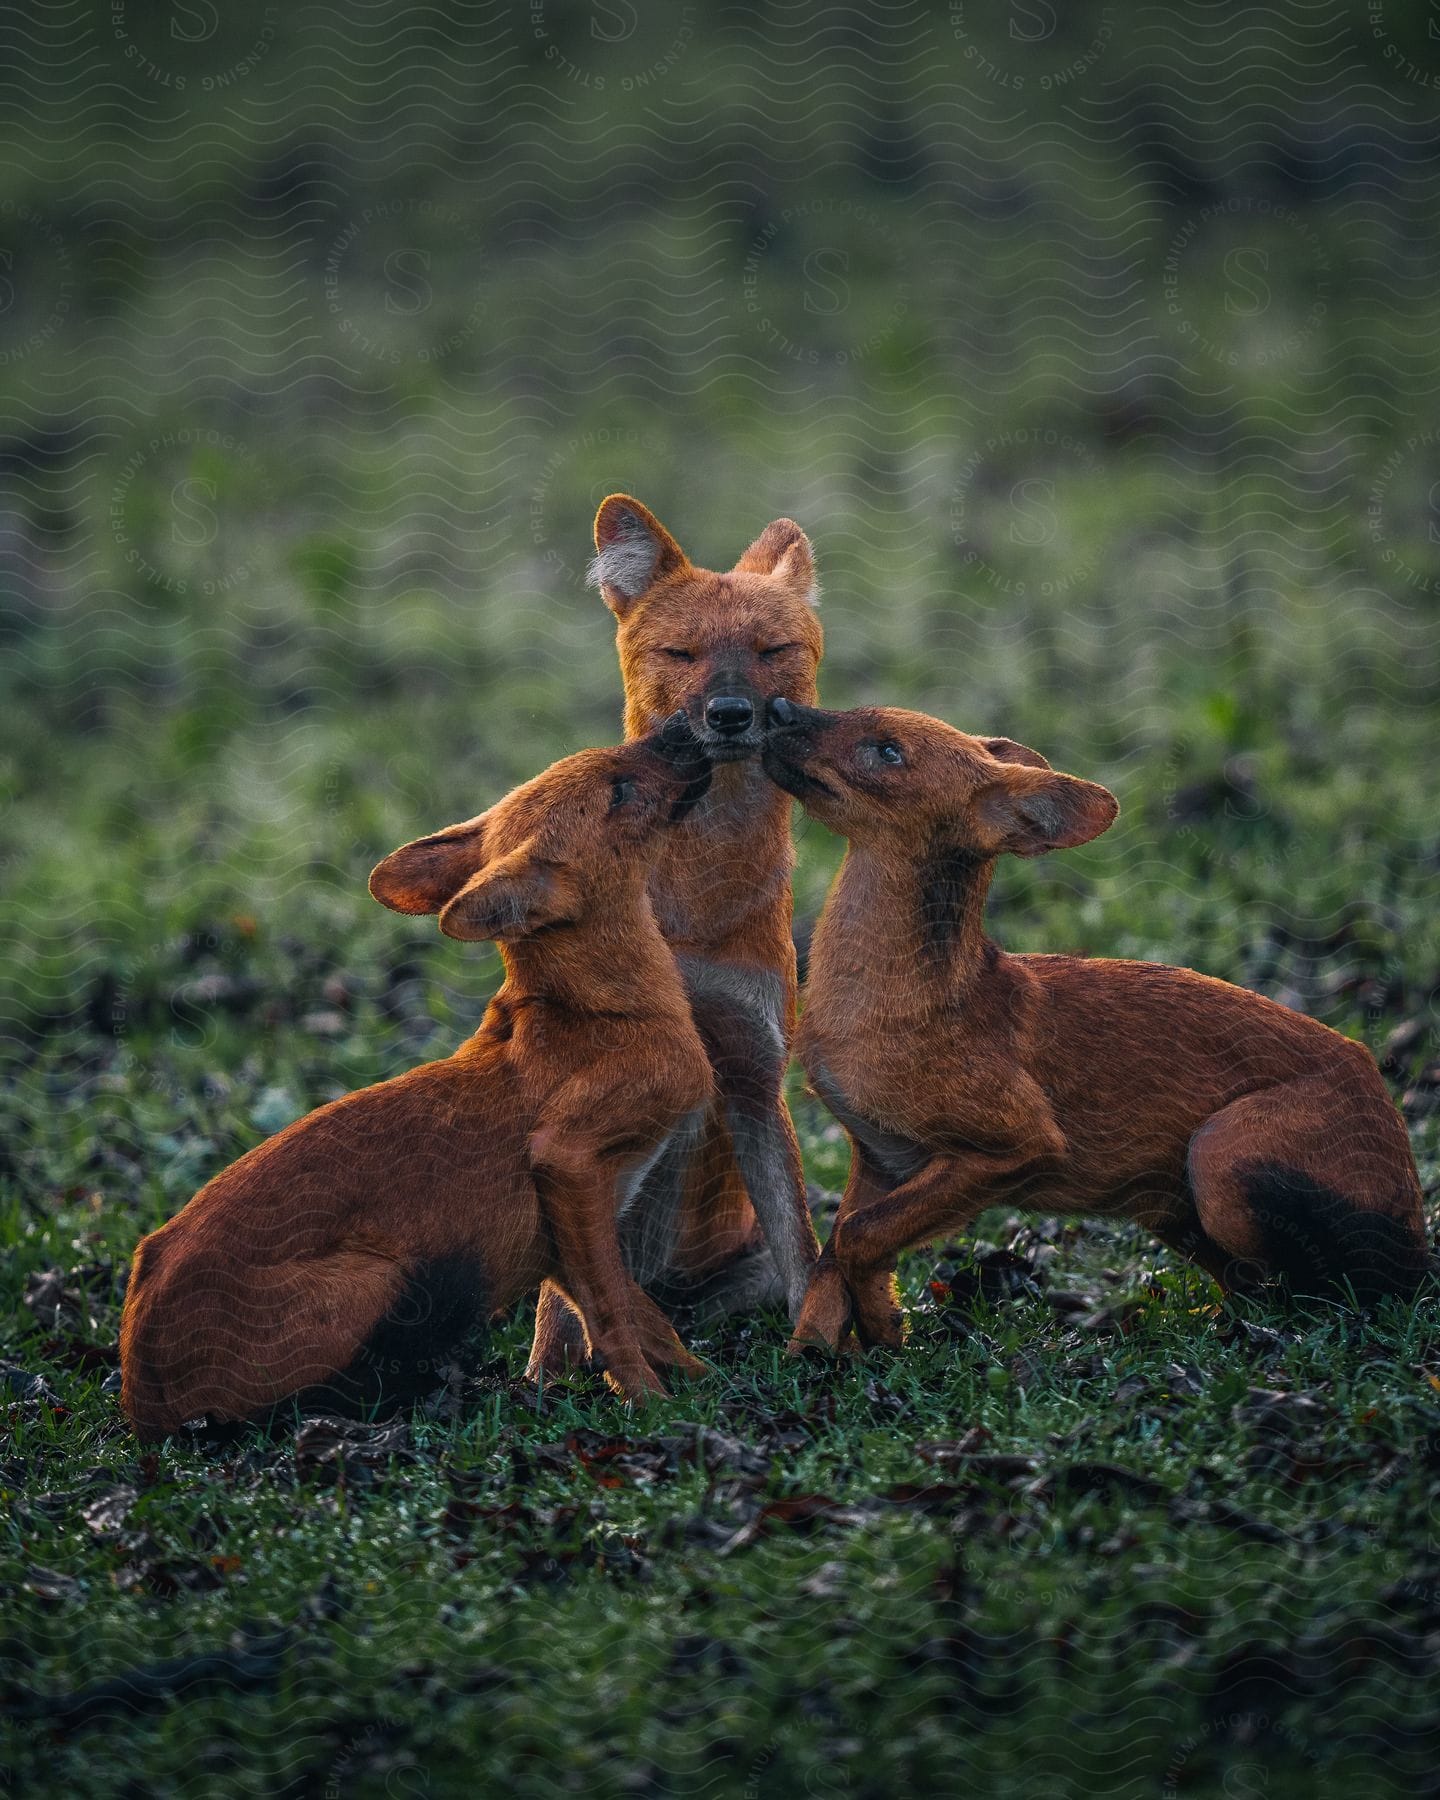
left=978, top=770, right=1118, bottom=859
left=588, top=494, right=690, bottom=616
left=733, top=517, right=817, bottom=606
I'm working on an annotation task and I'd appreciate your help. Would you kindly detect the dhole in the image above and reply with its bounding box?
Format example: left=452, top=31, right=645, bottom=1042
left=528, top=495, right=824, bottom=1375
left=120, top=719, right=715, bottom=1437
left=762, top=700, right=1430, bottom=1351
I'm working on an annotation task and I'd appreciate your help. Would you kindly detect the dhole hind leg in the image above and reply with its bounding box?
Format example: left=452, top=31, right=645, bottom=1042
left=526, top=1275, right=705, bottom=1382
left=721, top=1089, right=816, bottom=1317
left=660, top=1113, right=783, bottom=1318
left=124, top=1248, right=409, bottom=1438
left=1149, top=1210, right=1265, bottom=1299
left=1186, top=1079, right=1428, bottom=1305
left=526, top=1281, right=589, bottom=1380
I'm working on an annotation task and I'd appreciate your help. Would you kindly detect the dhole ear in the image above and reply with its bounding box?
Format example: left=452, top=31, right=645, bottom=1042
left=733, top=517, right=817, bottom=605
left=437, top=847, right=579, bottom=943
left=370, top=816, right=487, bottom=915
left=979, top=769, right=1118, bottom=859
left=982, top=736, right=1051, bottom=771
left=589, top=495, right=690, bottom=616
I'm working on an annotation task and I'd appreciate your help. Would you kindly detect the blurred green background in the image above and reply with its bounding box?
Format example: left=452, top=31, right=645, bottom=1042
left=4, top=10, right=1440, bottom=1795
left=1, top=0, right=1438, bottom=1201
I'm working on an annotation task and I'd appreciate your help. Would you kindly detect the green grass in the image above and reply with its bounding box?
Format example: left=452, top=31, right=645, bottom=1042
left=2, top=1046, right=1438, bottom=1796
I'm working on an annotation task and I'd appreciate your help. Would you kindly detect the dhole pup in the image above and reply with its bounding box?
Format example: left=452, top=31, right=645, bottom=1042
left=528, top=496, right=824, bottom=1375
left=762, top=700, right=1429, bottom=1351
left=120, top=719, right=714, bottom=1437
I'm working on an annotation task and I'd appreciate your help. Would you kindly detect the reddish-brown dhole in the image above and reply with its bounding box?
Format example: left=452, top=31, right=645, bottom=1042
left=119, top=720, right=716, bottom=1437
left=527, top=495, right=824, bottom=1376
left=762, top=700, right=1430, bottom=1351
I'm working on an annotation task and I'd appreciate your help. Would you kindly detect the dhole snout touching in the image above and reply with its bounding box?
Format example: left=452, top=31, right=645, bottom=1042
left=527, top=496, right=824, bottom=1377
left=119, top=718, right=716, bottom=1438
left=764, top=700, right=1430, bottom=1352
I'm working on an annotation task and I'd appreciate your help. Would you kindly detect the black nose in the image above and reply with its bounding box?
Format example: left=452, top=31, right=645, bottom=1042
left=705, top=694, right=754, bottom=735
left=768, top=696, right=798, bottom=728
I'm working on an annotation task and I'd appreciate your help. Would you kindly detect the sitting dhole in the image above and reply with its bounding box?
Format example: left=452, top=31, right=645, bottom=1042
left=763, top=700, right=1429, bottom=1352
left=120, top=718, right=715, bottom=1437
left=528, top=495, right=825, bottom=1376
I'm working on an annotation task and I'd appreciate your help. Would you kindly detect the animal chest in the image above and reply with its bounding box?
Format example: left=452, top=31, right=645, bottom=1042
left=805, top=1055, right=930, bottom=1184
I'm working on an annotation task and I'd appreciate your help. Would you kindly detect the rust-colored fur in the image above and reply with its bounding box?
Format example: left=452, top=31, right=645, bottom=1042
left=120, top=725, right=715, bottom=1437
left=762, top=702, right=1429, bottom=1351
left=527, top=496, right=824, bottom=1375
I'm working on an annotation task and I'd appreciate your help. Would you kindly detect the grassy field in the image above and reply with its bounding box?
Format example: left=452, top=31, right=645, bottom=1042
left=4, top=2, right=1440, bottom=1793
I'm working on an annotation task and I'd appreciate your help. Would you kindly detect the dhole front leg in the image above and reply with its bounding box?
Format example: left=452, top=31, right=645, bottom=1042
left=691, top=1000, right=817, bottom=1310
left=788, top=1145, right=894, bottom=1355
left=688, top=972, right=818, bottom=1317
left=526, top=1117, right=700, bottom=1381
left=529, top=1129, right=667, bottom=1401
left=723, top=1086, right=816, bottom=1318
left=827, top=1146, right=1053, bottom=1348
left=624, top=1277, right=708, bottom=1378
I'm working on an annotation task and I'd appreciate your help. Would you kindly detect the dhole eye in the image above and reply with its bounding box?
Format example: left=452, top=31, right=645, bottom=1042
left=877, top=741, right=905, bottom=766
left=661, top=648, right=695, bottom=662
left=610, top=778, right=635, bottom=809
left=759, top=643, right=797, bottom=660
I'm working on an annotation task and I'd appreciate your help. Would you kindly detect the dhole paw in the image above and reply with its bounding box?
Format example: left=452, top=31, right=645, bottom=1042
left=604, top=1361, right=669, bottom=1404
left=785, top=1263, right=852, bottom=1356
left=650, top=1343, right=709, bottom=1380
left=851, top=1272, right=906, bottom=1350
left=787, top=1324, right=862, bottom=1358
left=524, top=1347, right=591, bottom=1383
left=629, top=1296, right=708, bottom=1378
left=852, top=1303, right=906, bottom=1351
